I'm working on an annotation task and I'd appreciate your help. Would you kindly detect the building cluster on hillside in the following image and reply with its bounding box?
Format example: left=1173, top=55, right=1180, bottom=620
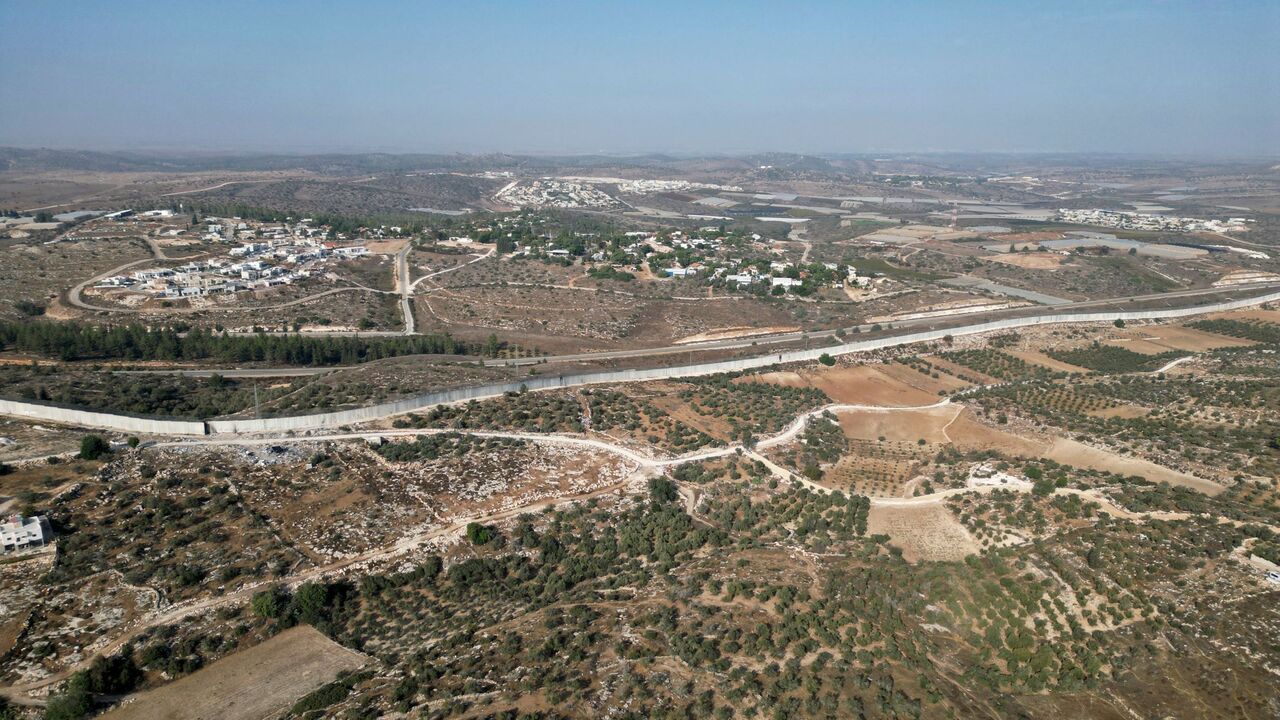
left=1, top=514, right=51, bottom=553
left=655, top=249, right=868, bottom=294
left=1056, top=208, right=1252, bottom=233
left=613, top=179, right=743, bottom=194
left=98, top=218, right=368, bottom=299
left=495, top=180, right=622, bottom=209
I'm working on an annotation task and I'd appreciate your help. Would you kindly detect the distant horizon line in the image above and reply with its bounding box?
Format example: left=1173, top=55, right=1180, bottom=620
left=2, top=144, right=1278, bottom=163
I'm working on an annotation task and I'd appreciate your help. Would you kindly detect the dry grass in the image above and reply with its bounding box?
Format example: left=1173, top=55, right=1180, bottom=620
left=1043, top=438, right=1224, bottom=495
left=985, top=252, right=1068, bottom=270
left=752, top=364, right=951, bottom=406
left=101, top=626, right=368, bottom=720
left=866, top=503, right=978, bottom=562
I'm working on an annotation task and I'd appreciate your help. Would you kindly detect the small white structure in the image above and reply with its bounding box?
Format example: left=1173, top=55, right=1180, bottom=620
left=1, top=515, right=51, bottom=553
left=665, top=267, right=698, bottom=278
left=770, top=277, right=801, bottom=288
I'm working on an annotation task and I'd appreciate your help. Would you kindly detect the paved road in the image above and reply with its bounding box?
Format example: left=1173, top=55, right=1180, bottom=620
left=49, top=282, right=1280, bottom=383
left=395, top=245, right=415, bottom=335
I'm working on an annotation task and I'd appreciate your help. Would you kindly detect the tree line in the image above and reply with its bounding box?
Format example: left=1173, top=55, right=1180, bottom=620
left=0, top=320, right=496, bottom=365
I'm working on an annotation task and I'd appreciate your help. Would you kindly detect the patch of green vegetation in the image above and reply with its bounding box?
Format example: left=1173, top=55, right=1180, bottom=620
left=940, top=349, right=1061, bottom=381
left=1046, top=343, right=1186, bottom=374
left=851, top=256, right=949, bottom=282
left=1189, top=318, right=1280, bottom=345
left=376, top=433, right=526, bottom=462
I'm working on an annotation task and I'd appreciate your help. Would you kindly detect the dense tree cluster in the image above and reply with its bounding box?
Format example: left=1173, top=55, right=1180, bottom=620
left=1046, top=343, right=1186, bottom=374
left=0, top=321, right=488, bottom=365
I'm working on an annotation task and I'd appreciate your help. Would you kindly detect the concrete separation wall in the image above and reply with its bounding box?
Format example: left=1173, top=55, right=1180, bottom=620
left=4, top=290, right=1279, bottom=436
left=0, top=399, right=207, bottom=436
left=205, top=289, right=1280, bottom=434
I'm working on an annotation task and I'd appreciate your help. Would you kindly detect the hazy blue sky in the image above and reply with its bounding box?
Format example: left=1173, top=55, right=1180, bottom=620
left=1, top=0, right=1276, bottom=156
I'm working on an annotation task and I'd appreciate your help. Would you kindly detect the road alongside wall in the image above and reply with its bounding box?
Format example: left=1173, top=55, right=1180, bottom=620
left=4, top=290, right=1279, bottom=436
left=0, top=399, right=206, bottom=436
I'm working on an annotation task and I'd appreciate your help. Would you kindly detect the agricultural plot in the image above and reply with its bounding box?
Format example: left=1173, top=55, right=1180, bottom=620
left=751, top=363, right=956, bottom=406
left=101, top=626, right=368, bottom=720
left=937, top=349, right=1061, bottom=382
left=824, top=440, right=930, bottom=496
left=866, top=503, right=979, bottom=562
left=1188, top=318, right=1280, bottom=345
left=973, top=384, right=1120, bottom=418
left=1046, top=344, right=1187, bottom=373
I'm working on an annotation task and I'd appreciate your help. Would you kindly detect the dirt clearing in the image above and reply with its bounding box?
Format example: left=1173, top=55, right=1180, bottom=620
left=1005, top=350, right=1090, bottom=374
left=101, top=626, right=368, bottom=720
left=986, top=252, right=1067, bottom=270
left=1044, top=439, right=1223, bottom=495
left=1105, top=325, right=1256, bottom=354
left=837, top=405, right=960, bottom=444
left=753, top=364, right=953, bottom=406
left=866, top=503, right=978, bottom=562
left=675, top=325, right=799, bottom=344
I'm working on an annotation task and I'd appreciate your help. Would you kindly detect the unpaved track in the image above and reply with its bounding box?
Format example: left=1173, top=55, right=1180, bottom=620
left=0, top=393, right=1255, bottom=703
left=408, top=247, right=494, bottom=291
left=395, top=245, right=415, bottom=334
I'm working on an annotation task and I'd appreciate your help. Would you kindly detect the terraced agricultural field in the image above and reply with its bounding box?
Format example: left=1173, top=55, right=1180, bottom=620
left=825, top=439, right=931, bottom=496
left=938, top=348, right=1061, bottom=382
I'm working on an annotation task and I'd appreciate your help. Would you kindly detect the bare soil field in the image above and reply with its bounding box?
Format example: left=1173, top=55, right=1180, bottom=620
left=866, top=503, right=978, bottom=562
left=1087, top=405, right=1152, bottom=419
left=986, top=252, right=1068, bottom=270
left=1044, top=438, right=1224, bottom=495
left=674, top=325, right=799, bottom=344
left=0, top=419, right=86, bottom=462
left=753, top=364, right=950, bottom=406
left=1210, top=308, right=1280, bottom=323
left=101, top=626, right=368, bottom=720
left=943, top=410, right=1048, bottom=457
left=1103, top=325, right=1255, bottom=354
left=837, top=405, right=960, bottom=444
left=1005, top=349, right=1091, bottom=374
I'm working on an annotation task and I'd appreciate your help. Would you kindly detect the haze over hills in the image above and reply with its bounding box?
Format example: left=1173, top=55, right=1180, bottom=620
left=1, top=2, right=1279, bottom=719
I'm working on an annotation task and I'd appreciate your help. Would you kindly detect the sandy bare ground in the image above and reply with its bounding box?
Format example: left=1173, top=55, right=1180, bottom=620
left=1104, top=325, right=1256, bottom=354
left=100, top=626, right=368, bottom=720
left=752, top=364, right=957, bottom=406
left=945, top=411, right=1048, bottom=456
left=985, top=252, right=1067, bottom=270
left=866, top=503, right=978, bottom=562
left=1087, top=405, right=1151, bottom=419
left=831, top=405, right=1218, bottom=494
left=364, top=238, right=410, bottom=254
left=1005, top=349, right=1090, bottom=374
left=1210, top=308, right=1280, bottom=323
left=837, top=404, right=961, bottom=444
left=674, top=325, right=799, bottom=345
left=1044, top=439, right=1223, bottom=495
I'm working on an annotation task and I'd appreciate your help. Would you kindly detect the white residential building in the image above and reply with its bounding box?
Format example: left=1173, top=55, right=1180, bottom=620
left=1, top=515, right=51, bottom=553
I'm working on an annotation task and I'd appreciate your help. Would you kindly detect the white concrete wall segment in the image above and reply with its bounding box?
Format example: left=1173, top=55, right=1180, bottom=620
left=3, top=290, right=1277, bottom=436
